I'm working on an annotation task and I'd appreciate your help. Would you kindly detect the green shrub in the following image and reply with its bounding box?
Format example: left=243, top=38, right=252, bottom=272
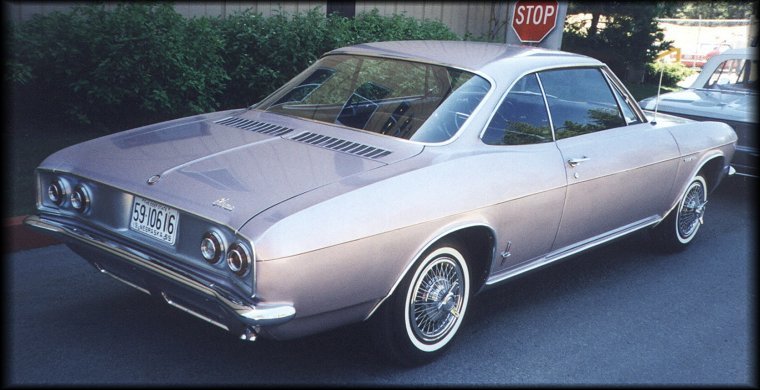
left=332, top=9, right=459, bottom=46
left=8, top=4, right=459, bottom=128
left=218, top=8, right=459, bottom=108
left=9, top=3, right=228, bottom=127
left=644, top=61, right=696, bottom=87
left=217, top=8, right=339, bottom=108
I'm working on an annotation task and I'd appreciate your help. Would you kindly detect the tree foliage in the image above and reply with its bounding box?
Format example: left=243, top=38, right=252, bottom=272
left=661, top=1, right=755, bottom=19
left=217, top=8, right=458, bottom=108
left=7, top=4, right=459, bottom=129
left=9, top=4, right=229, bottom=127
left=563, top=2, right=673, bottom=82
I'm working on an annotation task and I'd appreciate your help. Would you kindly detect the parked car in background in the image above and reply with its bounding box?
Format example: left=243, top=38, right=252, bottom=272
left=26, top=41, right=737, bottom=366
left=681, top=42, right=732, bottom=68
left=640, top=47, right=757, bottom=177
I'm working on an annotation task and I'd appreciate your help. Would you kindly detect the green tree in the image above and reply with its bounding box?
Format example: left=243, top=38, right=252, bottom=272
left=563, top=2, right=673, bottom=82
left=662, top=1, right=755, bottom=19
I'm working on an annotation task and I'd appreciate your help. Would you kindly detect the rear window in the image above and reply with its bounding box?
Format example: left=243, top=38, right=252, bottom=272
left=256, top=54, right=491, bottom=143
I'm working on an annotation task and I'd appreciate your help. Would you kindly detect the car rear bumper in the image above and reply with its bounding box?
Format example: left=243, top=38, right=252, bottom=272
left=24, top=215, right=296, bottom=341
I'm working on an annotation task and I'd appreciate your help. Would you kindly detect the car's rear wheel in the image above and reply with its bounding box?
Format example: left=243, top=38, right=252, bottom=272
left=652, top=174, right=708, bottom=252
left=370, top=239, right=471, bottom=366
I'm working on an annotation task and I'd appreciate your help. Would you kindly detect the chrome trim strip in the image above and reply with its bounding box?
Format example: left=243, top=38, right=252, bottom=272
left=94, top=263, right=152, bottom=296
left=24, top=215, right=295, bottom=327
left=601, top=66, right=648, bottom=124
left=157, top=137, right=279, bottom=178
left=485, top=216, right=662, bottom=286
left=535, top=72, right=557, bottom=141
left=161, top=292, right=230, bottom=331
left=735, top=145, right=758, bottom=154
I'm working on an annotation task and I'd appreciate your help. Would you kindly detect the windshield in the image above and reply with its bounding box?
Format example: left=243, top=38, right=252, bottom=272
left=256, top=54, right=491, bottom=143
left=703, top=58, right=757, bottom=93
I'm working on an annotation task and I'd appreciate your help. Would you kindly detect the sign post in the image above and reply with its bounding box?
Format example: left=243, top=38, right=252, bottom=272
left=506, top=0, right=568, bottom=50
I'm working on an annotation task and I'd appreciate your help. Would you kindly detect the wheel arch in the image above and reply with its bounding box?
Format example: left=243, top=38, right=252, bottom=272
left=446, top=225, right=496, bottom=295
left=697, top=155, right=727, bottom=193
left=364, top=223, right=496, bottom=321
left=660, top=152, right=726, bottom=227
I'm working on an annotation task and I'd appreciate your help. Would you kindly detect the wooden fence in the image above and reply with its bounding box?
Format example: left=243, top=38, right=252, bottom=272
left=4, top=1, right=510, bottom=40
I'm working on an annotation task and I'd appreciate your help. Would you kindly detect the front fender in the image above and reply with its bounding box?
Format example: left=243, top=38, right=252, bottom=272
left=665, top=121, right=736, bottom=212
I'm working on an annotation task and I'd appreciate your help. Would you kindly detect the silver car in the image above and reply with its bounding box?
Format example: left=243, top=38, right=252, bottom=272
left=26, top=41, right=737, bottom=366
left=639, top=48, right=757, bottom=177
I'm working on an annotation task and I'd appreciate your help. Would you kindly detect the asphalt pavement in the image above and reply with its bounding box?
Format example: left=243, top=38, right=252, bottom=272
left=5, top=176, right=756, bottom=386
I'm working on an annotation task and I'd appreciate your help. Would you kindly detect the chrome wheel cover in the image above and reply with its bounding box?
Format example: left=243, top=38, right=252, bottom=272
left=676, top=178, right=707, bottom=243
left=410, top=256, right=464, bottom=342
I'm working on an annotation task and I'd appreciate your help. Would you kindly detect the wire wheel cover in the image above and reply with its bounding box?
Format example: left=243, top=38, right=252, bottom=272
left=409, top=256, right=464, bottom=343
left=677, top=180, right=707, bottom=240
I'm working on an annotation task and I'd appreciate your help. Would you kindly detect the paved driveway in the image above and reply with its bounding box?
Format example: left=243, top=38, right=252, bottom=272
left=5, top=177, right=755, bottom=386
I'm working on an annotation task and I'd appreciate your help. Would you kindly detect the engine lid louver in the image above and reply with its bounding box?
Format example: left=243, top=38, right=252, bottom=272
left=290, top=132, right=392, bottom=159
left=214, top=117, right=294, bottom=137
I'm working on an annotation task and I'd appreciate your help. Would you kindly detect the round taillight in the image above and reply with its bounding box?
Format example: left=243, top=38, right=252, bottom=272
left=227, top=243, right=251, bottom=276
left=200, top=231, right=224, bottom=264
left=47, top=178, right=69, bottom=206
left=71, top=185, right=90, bottom=213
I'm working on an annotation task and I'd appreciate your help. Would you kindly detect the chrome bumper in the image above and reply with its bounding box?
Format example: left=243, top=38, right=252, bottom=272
left=24, top=215, right=295, bottom=340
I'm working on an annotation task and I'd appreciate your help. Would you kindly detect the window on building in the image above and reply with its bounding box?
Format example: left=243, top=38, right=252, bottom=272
left=326, top=1, right=355, bottom=18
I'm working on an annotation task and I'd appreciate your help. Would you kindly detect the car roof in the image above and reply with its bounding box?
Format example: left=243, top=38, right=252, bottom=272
left=690, top=46, right=759, bottom=88
left=721, top=47, right=756, bottom=57
left=325, top=40, right=600, bottom=73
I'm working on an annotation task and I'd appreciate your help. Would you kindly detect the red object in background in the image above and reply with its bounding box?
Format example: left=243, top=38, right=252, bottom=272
left=682, top=43, right=732, bottom=68
left=511, top=0, right=559, bottom=43
left=6, top=216, right=59, bottom=252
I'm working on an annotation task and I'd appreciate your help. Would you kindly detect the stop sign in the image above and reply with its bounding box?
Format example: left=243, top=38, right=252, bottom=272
left=511, top=0, right=559, bottom=43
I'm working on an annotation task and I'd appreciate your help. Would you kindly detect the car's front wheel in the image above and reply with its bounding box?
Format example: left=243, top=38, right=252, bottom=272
left=651, top=174, right=708, bottom=252
left=370, top=240, right=471, bottom=366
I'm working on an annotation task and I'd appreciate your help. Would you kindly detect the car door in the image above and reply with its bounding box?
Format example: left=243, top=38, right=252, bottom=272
left=480, top=73, right=567, bottom=272
left=538, top=67, right=681, bottom=251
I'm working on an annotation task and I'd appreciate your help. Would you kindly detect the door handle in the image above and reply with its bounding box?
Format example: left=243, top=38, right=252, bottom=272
left=567, top=156, right=590, bottom=167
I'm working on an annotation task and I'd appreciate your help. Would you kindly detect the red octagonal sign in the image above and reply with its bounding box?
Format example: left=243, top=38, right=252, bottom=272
left=512, top=0, right=559, bottom=43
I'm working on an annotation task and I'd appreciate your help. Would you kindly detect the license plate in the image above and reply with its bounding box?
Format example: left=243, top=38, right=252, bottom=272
left=129, top=196, right=179, bottom=245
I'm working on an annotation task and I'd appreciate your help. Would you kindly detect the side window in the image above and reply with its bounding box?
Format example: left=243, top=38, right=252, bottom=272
left=607, top=77, right=641, bottom=125
left=482, top=74, right=552, bottom=145
left=705, top=59, right=757, bottom=92
left=538, top=68, right=627, bottom=140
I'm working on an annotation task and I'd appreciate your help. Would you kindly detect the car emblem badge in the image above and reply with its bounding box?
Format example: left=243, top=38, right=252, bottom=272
left=212, top=197, right=235, bottom=211
left=500, top=241, right=512, bottom=264
left=147, top=175, right=161, bottom=185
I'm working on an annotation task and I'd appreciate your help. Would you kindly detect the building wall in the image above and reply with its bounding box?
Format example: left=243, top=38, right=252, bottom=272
left=4, top=1, right=509, bottom=40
